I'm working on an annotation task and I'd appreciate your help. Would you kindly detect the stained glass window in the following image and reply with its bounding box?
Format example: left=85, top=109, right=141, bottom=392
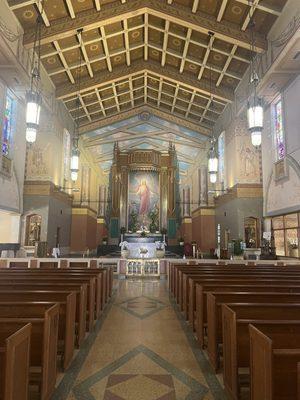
left=2, top=93, right=14, bottom=156
left=218, top=132, right=225, bottom=184
left=63, top=129, right=71, bottom=181
left=274, top=99, right=285, bottom=160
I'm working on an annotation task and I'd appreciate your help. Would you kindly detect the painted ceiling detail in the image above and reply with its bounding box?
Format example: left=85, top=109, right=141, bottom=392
left=82, top=112, right=207, bottom=174
left=10, top=0, right=286, bottom=135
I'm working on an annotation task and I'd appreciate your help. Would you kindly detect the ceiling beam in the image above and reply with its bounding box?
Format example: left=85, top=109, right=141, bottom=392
left=144, top=13, right=149, bottom=61
left=65, top=0, right=76, bottom=19
left=234, top=0, right=281, bottom=16
left=94, top=0, right=101, bottom=11
left=217, top=0, right=229, bottom=22
left=56, top=60, right=234, bottom=102
left=192, top=0, right=200, bottom=13
left=79, top=105, right=211, bottom=136
left=22, top=0, right=267, bottom=52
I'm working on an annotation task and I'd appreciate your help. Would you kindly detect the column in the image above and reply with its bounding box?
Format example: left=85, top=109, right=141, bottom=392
left=81, top=165, right=91, bottom=206
left=200, top=167, right=208, bottom=205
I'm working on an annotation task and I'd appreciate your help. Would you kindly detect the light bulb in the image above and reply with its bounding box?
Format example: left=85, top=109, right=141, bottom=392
left=208, top=157, right=218, bottom=173
left=247, top=100, right=263, bottom=131
left=26, top=91, right=42, bottom=126
left=209, top=172, right=217, bottom=184
left=71, top=171, right=78, bottom=182
left=26, top=126, right=37, bottom=143
left=251, top=131, right=262, bottom=147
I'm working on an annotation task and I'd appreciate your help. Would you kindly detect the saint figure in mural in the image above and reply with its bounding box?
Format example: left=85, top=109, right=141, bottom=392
left=137, top=179, right=150, bottom=215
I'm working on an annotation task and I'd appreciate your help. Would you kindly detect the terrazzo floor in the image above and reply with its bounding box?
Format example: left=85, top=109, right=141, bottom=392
left=53, top=279, right=227, bottom=400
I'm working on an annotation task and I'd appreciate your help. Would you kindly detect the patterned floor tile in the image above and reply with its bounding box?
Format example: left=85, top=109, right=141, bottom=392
left=114, top=295, right=167, bottom=319
left=52, top=280, right=227, bottom=400
left=73, top=345, right=208, bottom=400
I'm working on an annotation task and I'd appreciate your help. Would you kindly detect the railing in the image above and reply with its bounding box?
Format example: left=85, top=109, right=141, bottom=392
left=126, top=259, right=160, bottom=276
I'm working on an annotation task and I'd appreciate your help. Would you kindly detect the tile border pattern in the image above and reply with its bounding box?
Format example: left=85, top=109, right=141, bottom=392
left=114, top=295, right=168, bottom=319
left=52, top=281, right=227, bottom=400
left=169, top=294, right=227, bottom=400
left=73, top=344, right=209, bottom=399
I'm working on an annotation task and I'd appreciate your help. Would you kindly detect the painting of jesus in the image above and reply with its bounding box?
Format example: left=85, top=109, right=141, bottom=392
left=128, top=171, right=160, bottom=232
left=137, top=179, right=150, bottom=215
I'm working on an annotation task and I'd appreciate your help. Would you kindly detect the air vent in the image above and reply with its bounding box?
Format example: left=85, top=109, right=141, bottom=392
left=293, top=51, right=300, bottom=60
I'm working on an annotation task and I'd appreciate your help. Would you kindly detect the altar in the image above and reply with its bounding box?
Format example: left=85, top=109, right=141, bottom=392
left=107, top=145, right=180, bottom=245
left=123, top=233, right=163, bottom=258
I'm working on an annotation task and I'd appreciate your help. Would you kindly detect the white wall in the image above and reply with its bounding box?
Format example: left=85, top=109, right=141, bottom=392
left=262, top=74, right=300, bottom=216
left=0, top=210, right=20, bottom=243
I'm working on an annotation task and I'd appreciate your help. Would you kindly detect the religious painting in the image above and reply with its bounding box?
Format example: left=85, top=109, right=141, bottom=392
left=128, top=171, right=160, bottom=232
left=25, top=214, right=42, bottom=246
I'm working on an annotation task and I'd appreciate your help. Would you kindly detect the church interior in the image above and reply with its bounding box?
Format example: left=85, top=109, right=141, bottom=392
left=0, top=0, right=300, bottom=398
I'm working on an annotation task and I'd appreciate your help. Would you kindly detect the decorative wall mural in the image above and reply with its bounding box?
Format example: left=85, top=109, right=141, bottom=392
left=128, top=171, right=160, bottom=232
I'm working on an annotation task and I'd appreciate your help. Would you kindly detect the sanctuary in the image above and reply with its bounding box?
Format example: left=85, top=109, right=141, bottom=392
left=1, top=0, right=300, bottom=398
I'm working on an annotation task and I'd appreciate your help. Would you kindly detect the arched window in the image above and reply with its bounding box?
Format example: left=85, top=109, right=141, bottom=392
left=62, top=129, right=71, bottom=185
left=218, top=131, right=225, bottom=186
left=25, top=214, right=42, bottom=246
left=2, top=91, right=15, bottom=157
left=273, top=97, right=285, bottom=161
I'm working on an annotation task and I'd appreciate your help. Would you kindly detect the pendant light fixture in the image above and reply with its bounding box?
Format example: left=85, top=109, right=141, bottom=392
left=25, top=9, right=43, bottom=143
left=206, top=31, right=218, bottom=184
left=208, top=137, right=218, bottom=184
left=71, top=29, right=83, bottom=182
left=246, top=3, right=263, bottom=147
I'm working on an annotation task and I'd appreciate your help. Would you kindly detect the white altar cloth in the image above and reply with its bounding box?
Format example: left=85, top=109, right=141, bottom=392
left=126, top=242, right=157, bottom=258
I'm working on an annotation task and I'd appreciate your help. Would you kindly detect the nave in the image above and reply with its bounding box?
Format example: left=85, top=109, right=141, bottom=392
left=53, top=278, right=225, bottom=400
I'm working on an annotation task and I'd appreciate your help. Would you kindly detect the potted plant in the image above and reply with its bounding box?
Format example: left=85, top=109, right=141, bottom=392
left=178, top=237, right=184, bottom=246
left=119, top=241, right=130, bottom=258
left=102, top=237, right=108, bottom=245
left=155, top=241, right=165, bottom=258
left=140, top=231, right=147, bottom=237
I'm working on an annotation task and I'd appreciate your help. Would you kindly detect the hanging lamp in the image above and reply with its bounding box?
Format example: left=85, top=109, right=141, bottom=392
left=207, top=33, right=218, bottom=184
left=208, top=137, right=218, bottom=184
left=246, top=3, right=263, bottom=147
left=70, top=29, right=83, bottom=182
left=25, top=11, right=43, bottom=143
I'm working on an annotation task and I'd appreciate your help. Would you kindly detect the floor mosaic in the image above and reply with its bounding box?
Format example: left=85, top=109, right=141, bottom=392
left=52, top=279, right=227, bottom=400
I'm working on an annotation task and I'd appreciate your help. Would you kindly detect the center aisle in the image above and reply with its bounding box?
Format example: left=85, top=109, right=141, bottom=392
left=53, top=279, right=226, bottom=400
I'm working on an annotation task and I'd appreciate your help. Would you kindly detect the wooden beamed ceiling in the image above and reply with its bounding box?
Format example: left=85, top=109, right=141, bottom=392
left=9, top=0, right=287, bottom=135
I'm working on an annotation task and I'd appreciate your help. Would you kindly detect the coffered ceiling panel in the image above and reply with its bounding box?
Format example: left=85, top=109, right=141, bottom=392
left=9, top=0, right=287, bottom=140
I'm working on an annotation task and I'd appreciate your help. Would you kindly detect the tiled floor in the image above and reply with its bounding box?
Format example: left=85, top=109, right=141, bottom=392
left=53, top=279, right=226, bottom=400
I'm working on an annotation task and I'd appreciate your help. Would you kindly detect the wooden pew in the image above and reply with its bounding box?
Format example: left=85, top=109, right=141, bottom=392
left=222, top=303, right=300, bottom=400
left=249, top=323, right=300, bottom=400
left=184, top=268, right=300, bottom=320
left=195, top=283, right=300, bottom=347
left=0, top=292, right=76, bottom=370
left=0, top=269, right=109, bottom=319
left=0, top=323, right=31, bottom=400
left=0, top=283, right=87, bottom=346
left=0, top=303, right=59, bottom=400
left=189, top=276, right=300, bottom=330
left=0, top=269, right=105, bottom=320
left=206, top=292, right=300, bottom=371
left=0, top=275, right=95, bottom=332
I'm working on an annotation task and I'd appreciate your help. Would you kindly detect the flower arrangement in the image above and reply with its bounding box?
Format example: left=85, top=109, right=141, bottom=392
left=119, top=241, right=129, bottom=250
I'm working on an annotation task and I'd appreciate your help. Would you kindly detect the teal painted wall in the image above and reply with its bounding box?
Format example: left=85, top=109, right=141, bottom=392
left=168, top=218, right=177, bottom=239
left=110, top=218, right=119, bottom=238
